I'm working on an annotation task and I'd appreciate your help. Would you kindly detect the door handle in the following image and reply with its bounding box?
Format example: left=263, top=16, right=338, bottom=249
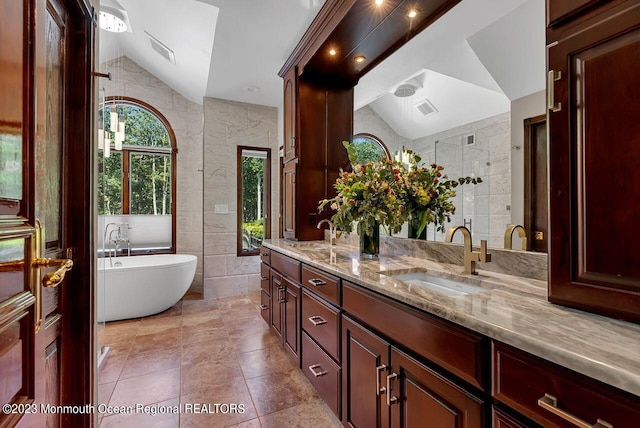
left=33, top=258, right=74, bottom=288
left=31, top=219, right=74, bottom=332
left=548, top=70, right=562, bottom=112
left=386, top=373, right=398, bottom=406
left=376, top=365, right=387, bottom=396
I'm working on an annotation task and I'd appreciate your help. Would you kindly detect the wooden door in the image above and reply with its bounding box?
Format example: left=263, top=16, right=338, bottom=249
left=0, top=0, right=94, bottom=426
left=547, top=1, right=640, bottom=323
left=283, top=68, right=297, bottom=163
left=282, top=160, right=297, bottom=240
left=389, top=348, right=484, bottom=428
left=523, top=115, right=548, bottom=253
left=270, top=271, right=284, bottom=340
left=283, top=277, right=300, bottom=364
left=342, top=316, right=390, bottom=428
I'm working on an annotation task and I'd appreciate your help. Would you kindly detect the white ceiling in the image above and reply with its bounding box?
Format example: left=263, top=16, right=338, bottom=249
left=98, top=0, right=545, bottom=133
left=99, top=0, right=219, bottom=104
left=355, top=0, right=546, bottom=140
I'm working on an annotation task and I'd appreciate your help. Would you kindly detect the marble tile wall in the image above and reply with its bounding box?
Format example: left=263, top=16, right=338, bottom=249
left=411, top=113, right=512, bottom=247
left=203, top=98, right=279, bottom=299
left=101, top=57, right=204, bottom=293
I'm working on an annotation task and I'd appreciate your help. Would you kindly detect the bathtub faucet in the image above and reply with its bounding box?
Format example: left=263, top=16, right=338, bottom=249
left=104, top=222, right=133, bottom=266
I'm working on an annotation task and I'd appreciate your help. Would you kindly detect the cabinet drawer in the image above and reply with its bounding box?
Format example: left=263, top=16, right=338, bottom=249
left=302, top=264, right=341, bottom=305
left=302, top=332, right=341, bottom=419
left=493, top=343, right=640, bottom=427
left=492, top=406, right=533, bottom=428
left=260, top=247, right=270, bottom=265
left=260, top=290, right=270, bottom=325
left=302, top=290, right=340, bottom=362
left=343, top=282, right=485, bottom=389
left=271, top=251, right=300, bottom=282
left=260, top=263, right=270, bottom=293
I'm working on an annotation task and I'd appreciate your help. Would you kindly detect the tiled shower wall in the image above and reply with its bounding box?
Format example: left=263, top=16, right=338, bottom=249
left=101, top=57, right=204, bottom=293
left=203, top=98, right=279, bottom=299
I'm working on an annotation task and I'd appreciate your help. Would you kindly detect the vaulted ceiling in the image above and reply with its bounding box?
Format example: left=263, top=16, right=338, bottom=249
left=99, top=0, right=545, bottom=139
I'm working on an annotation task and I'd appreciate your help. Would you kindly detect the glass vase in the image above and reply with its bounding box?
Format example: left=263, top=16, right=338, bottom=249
left=407, top=220, right=427, bottom=240
left=358, top=220, right=380, bottom=258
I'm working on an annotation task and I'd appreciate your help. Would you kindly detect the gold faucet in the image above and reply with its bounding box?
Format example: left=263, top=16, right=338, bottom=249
left=317, top=219, right=337, bottom=245
left=504, top=224, right=527, bottom=250
left=444, top=226, right=491, bottom=275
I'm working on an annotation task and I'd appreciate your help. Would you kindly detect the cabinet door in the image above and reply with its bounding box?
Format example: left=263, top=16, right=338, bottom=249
left=283, top=277, right=301, bottom=364
left=283, top=67, right=297, bottom=162
left=547, top=2, right=640, bottom=323
left=283, top=160, right=297, bottom=240
left=270, top=271, right=283, bottom=340
left=342, top=316, right=390, bottom=428
left=389, top=348, right=484, bottom=428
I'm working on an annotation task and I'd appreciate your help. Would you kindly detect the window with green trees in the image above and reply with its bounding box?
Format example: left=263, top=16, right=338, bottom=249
left=237, top=147, right=271, bottom=256
left=98, top=98, right=176, bottom=251
left=351, top=133, right=390, bottom=164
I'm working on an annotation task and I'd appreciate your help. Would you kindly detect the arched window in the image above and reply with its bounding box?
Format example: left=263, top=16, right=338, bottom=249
left=98, top=97, right=177, bottom=253
left=351, top=133, right=391, bottom=163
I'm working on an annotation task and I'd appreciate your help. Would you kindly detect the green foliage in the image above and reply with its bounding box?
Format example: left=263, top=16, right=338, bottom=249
left=243, top=220, right=264, bottom=239
left=348, top=137, right=388, bottom=164
left=98, top=104, right=172, bottom=216
left=241, top=156, right=266, bottom=222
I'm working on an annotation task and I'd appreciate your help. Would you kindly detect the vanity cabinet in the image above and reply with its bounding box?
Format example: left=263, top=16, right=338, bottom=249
left=259, top=263, right=270, bottom=325
left=300, top=263, right=343, bottom=419
left=263, top=249, right=302, bottom=365
left=493, top=343, right=640, bottom=427
left=342, top=316, right=485, bottom=428
left=547, top=0, right=640, bottom=323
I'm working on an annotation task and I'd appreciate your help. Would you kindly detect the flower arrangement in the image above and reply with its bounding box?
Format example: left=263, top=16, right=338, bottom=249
left=318, top=142, right=481, bottom=252
left=402, top=151, right=482, bottom=238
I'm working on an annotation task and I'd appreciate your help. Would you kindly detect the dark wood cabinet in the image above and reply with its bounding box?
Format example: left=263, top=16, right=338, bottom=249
left=283, top=67, right=297, bottom=163
left=270, top=270, right=284, bottom=341
left=342, top=315, right=484, bottom=428
left=492, top=407, right=532, bottom=428
left=493, top=343, right=640, bottom=427
left=342, top=316, right=390, bottom=428
left=263, top=249, right=302, bottom=365
left=547, top=0, right=640, bottom=323
left=282, top=160, right=297, bottom=240
left=390, top=348, right=484, bottom=428
left=546, top=0, right=605, bottom=26
left=283, top=277, right=301, bottom=361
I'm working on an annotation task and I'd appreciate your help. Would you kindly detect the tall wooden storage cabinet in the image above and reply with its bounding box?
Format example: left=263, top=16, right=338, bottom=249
left=547, top=0, right=640, bottom=323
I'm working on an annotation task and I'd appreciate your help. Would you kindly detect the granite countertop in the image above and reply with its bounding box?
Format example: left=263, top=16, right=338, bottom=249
left=262, top=238, right=640, bottom=397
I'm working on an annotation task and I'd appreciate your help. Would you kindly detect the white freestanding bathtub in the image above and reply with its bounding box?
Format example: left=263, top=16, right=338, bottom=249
left=97, top=254, right=197, bottom=322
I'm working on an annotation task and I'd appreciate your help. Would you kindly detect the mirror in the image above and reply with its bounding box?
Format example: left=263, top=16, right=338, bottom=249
left=353, top=0, right=546, bottom=251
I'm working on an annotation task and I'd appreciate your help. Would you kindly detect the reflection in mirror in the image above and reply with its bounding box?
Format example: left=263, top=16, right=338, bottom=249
left=353, top=0, right=546, bottom=251
left=352, top=133, right=390, bottom=163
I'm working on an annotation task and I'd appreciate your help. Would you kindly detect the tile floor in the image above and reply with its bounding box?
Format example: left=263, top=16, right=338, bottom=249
left=98, top=292, right=342, bottom=427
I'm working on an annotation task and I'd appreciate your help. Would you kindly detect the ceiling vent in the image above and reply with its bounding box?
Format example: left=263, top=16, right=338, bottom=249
left=394, top=83, right=418, bottom=98
left=413, top=98, right=438, bottom=116
left=145, top=31, right=176, bottom=65
left=463, top=133, right=476, bottom=146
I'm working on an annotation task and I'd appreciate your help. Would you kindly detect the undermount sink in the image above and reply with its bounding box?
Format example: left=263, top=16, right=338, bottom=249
left=382, top=270, right=487, bottom=297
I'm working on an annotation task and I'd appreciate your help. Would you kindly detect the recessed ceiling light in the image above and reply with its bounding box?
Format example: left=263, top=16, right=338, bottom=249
left=99, top=6, right=130, bottom=32
left=247, top=86, right=261, bottom=93
left=407, top=9, right=417, bottom=18
left=329, top=48, right=337, bottom=56
left=355, top=55, right=366, bottom=63
left=375, top=0, right=383, bottom=5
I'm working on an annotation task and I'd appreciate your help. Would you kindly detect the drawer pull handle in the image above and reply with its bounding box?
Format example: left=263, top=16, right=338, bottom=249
left=386, top=373, right=398, bottom=406
left=260, top=305, right=268, bottom=310
left=308, top=278, right=326, bottom=287
left=537, top=394, right=613, bottom=428
left=278, top=287, right=286, bottom=302
left=261, top=253, right=269, bottom=257
left=376, top=365, right=387, bottom=396
left=308, top=364, right=327, bottom=377
left=260, top=276, right=269, bottom=280
left=308, top=316, right=327, bottom=326
left=547, top=70, right=562, bottom=112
